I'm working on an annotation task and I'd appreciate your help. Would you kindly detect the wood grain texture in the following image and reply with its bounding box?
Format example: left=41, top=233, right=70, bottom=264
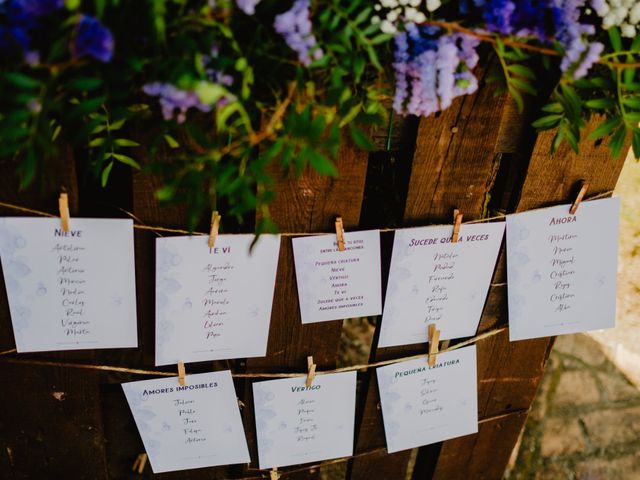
left=429, top=117, right=631, bottom=480
left=350, top=63, right=512, bottom=480
left=0, top=149, right=109, bottom=479
left=241, top=138, right=370, bottom=479
left=431, top=411, right=529, bottom=480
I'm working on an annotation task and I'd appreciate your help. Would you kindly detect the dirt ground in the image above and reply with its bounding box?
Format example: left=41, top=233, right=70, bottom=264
left=506, top=152, right=640, bottom=479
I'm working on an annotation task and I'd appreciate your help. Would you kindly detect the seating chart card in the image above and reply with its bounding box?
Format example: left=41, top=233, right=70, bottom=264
left=155, top=234, right=280, bottom=366
left=378, top=223, right=504, bottom=347
left=122, top=370, right=250, bottom=473
left=506, top=197, right=619, bottom=341
left=376, top=346, right=478, bottom=453
left=292, top=230, right=381, bottom=323
left=0, top=217, right=137, bottom=352
left=253, top=371, right=357, bottom=469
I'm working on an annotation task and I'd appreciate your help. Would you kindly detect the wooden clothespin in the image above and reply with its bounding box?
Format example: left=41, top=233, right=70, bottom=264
left=58, top=191, right=70, bottom=233
left=428, top=324, right=440, bottom=367
left=335, top=216, right=345, bottom=252
left=306, top=356, right=317, bottom=387
left=208, top=211, right=221, bottom=249
left=132, top=453, right=148, bottom=474
left=177, top=361, right=186, bottom=386
left=451, top=209, right=463, bottom=243
left=569, top=181, right=589, bottom=214
left=270, top=467, right=280, bottom=480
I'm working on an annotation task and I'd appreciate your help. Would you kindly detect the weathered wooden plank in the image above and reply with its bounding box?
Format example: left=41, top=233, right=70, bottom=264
left=241, top=139, right=369, bottom=479
left=0, top=150, right=109, bottom=479
left=350, top=60, right=514, bottom=480
left=98, top=167, right=231, bottom=479
left=429, top=117, right=631, bottom=479
left=429, top=411, right=529, bottom=479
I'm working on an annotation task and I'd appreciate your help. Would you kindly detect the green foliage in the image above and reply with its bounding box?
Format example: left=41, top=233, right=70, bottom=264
left=2, top=0, right=639, bottom=233
left=490, top=39, right=537, bottom=112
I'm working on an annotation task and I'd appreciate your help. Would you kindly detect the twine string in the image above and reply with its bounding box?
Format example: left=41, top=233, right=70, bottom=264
left=0, top=326, right=508, bottom=378
left=0, top=190, right=614, bottom=238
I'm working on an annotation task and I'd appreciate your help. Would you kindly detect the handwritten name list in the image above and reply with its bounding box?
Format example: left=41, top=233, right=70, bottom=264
left=377, top=346, right=478, bottom=453
left=506, top=197, right=619, bottom=341
left=378, top=223, right=504, bottom=348
left=0, top=218, right=137, bottom=352
left=253, top=371, right=356, bottom=469
left=155, top=234, right=280, bottom=366
left=292, top=230, right=381, bottom=323
left=123, top=371, right=249, bottom=473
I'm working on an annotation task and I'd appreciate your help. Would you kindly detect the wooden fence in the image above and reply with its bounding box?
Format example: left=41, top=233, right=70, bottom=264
left=0, top=63, right=629, bottom=479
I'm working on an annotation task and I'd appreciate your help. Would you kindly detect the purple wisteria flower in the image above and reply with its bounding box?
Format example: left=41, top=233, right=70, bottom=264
left=473, top=0, right=602, bottom=80
left=70, top=15, right=114, bottom=63
left=0, top=0, right=63, bottom=56
left=274, top=0, right=323, bottom=66
left=553, top=0, right=603, bottom=79
left=143, top=83, right=212, bottom=124
left=393, top=25, right=479, bottom=117
left=235, top=0, right=261, bottom=15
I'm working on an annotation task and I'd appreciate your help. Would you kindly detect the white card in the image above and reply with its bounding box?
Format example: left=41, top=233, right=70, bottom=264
left=122, top=370, right=250, bottom=473
left=0, top=217, right=137, bottom=352
left=378, top=223, right=504, bottom=347
left=155, top=234, right=280, bottom=366
left=292, top=230, right=382, bottom=323
left=253, top=371, right=356, bottom=469
left=377, top=346, right=478, bottom=453
left=506, top=197, right=619, bottom=341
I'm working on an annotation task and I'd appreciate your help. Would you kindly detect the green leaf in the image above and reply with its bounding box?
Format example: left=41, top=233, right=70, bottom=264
left=114, top=138, right=140, bottom=147
left=584, top=98, right=616, bottom=109
left=349, top=124, right=374, bottom=150
left=4, top=72, right=40, bottom=90
left=71, top=97, right=106, bottom=117
left=101, top=161, right=113, bottom=187
left=370, top=33, right=393, bottom=45
left=542, top=102, right=564, bottom=114
left=625, top=111, right=640, bottom=123
left=511, top=78, right=536, bottom=95
left=109, top=118, right=126, bottom=130
left=608, top=27, right=622, bottom=52
left=67, top=77, right=102, bottom=91
left=111, top=153, right=141, bottom=169
left=507, top=64, right=535, bottom=79
left=155, top=185, right=175, bottom=201
left=608, top=125, right=627, bottom=158
left=531, top=114, right=562, bottom=129
left=622, top=96, right=640, bottom=109
left=307, top=149, right=338, bottom=176
left=89, top=137, right=106, bottom=147
left=632, top=129, right=640, bottom=159
left=588, top=116, right=623, bottom=140
left=164, top=134, right=180, bottom=148
left=339, top=102, right=362, bottom=127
